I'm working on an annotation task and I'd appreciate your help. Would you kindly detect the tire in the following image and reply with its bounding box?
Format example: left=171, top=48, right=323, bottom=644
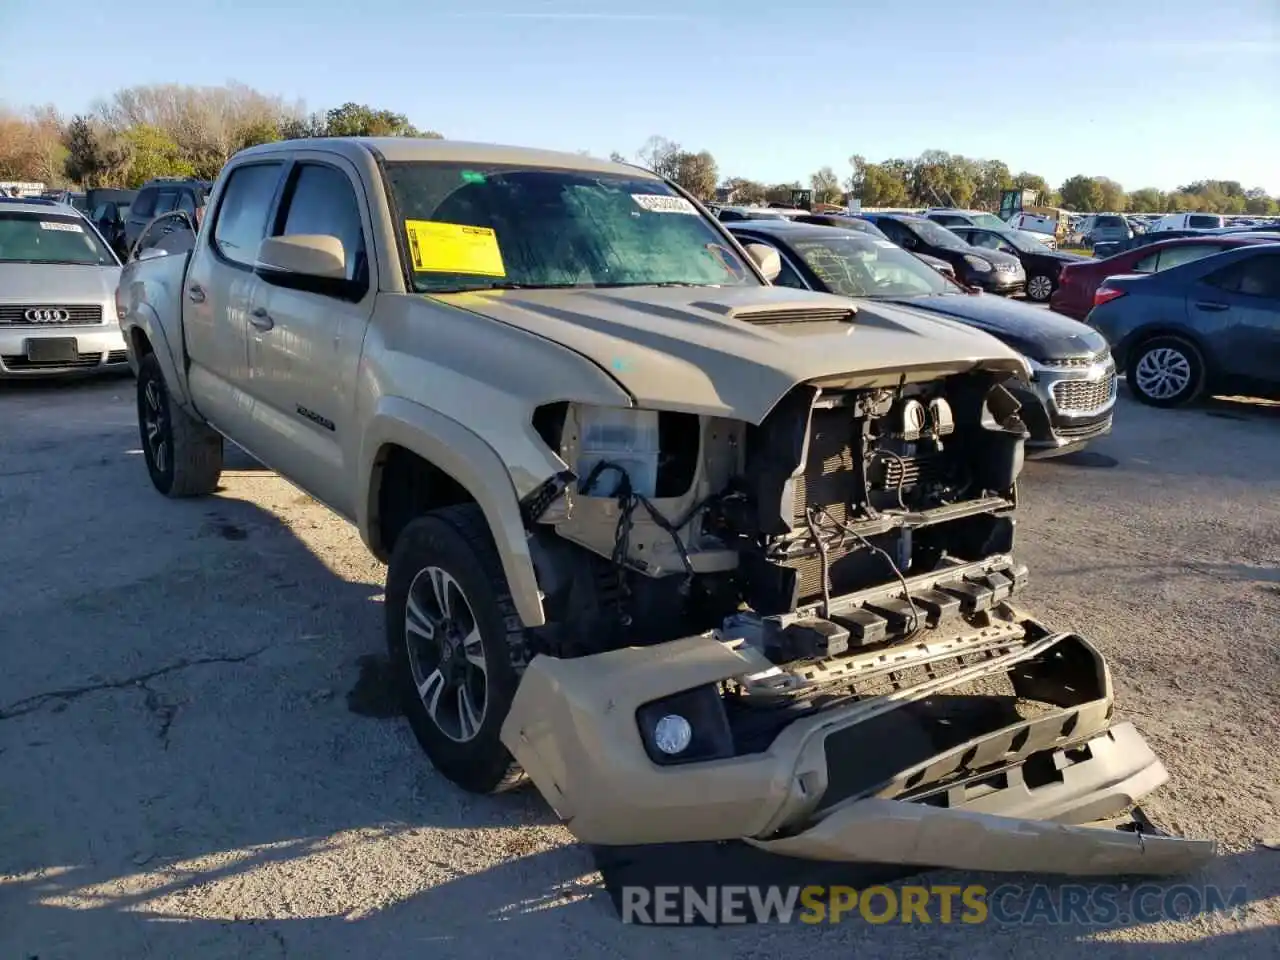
left=1125, top=336, right=1206, bottom=408
left=1027, top=272, right=1055, bottom=302
left=385, top=504, right=529, bottom=794
left=136, top=352, right=223, bottom=497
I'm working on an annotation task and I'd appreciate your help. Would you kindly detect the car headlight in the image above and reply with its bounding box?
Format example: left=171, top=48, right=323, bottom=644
left=635, top=684, right=734, bottom=765
left=963, top=254, right=993, bottom=272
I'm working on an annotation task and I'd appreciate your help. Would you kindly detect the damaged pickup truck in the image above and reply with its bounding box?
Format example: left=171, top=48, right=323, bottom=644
left=116, top=137, right=1214, bottom=895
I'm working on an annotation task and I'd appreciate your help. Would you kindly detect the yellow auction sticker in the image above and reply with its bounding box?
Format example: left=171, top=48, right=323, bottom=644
left=404, top=220, right=506, bottom=277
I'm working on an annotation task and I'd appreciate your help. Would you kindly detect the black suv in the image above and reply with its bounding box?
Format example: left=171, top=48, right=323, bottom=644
left=122, top=178, right=212, bottom=254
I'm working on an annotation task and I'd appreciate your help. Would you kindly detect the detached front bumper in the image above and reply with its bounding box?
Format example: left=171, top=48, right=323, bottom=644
left=501, top=566, right=1214, bottom=878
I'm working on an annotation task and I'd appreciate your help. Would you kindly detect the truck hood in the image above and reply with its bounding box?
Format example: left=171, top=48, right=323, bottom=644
left=0, top=262, right=122, bottom=305
left=432, top=285, right=1029, bottom=423
left=876, top=293, right=1110, bottom=362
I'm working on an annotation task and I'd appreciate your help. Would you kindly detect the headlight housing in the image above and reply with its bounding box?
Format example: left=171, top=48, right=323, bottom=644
left=635, top=684, right=734, bottom=765
left=963, top=254, right=993, bottom=272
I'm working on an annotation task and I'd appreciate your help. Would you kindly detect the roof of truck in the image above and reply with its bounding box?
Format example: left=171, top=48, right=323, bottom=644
left=237, top=137, right=656, bottom=178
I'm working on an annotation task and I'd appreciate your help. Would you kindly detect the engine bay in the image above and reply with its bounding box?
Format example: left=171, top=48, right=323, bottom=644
left=525, top=370, right=1031, bottom=668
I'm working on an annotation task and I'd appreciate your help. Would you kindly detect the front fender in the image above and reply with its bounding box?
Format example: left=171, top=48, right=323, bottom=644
left=358, top=397, right=549, bottom=628
left=119, top=256, right=195, bottom=410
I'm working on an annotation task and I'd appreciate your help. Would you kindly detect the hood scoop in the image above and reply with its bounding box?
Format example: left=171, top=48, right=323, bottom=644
left=725, top=304, right=858, bottom=326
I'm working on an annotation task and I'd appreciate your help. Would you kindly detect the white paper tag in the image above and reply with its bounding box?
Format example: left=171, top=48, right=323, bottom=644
left=873, top=239, right=896, bottom=248
left=40, top=221, right=84, bottom=233
left=631, top=193, right=698, bottom=215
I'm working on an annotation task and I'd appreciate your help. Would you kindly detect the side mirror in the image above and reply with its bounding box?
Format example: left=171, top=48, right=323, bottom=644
left=256, top=234, right=346, bottom=280
left=744, top=242, right=782, bottom=282
left=137, top=246, right=168, bottom=262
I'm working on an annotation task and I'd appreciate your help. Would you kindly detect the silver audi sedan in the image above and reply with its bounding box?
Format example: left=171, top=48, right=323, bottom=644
left=0, top=200, right=126, bottom=378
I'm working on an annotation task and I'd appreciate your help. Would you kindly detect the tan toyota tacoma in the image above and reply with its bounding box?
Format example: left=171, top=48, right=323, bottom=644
left=117, top=137, right=1213, bottom=898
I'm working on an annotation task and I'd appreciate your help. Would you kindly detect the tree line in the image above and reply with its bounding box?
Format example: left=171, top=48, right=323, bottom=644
left=1, top=87, right=1274, bottom=216
left=619, top=136, right=1278, bottom=216
left=1, top=82, right=440, bottom=190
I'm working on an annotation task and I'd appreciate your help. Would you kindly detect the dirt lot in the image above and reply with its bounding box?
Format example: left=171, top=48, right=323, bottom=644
left=1, top=375, right=1277, bottom=958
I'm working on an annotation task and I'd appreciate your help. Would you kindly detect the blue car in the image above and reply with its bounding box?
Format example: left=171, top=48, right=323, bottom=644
left=1086, top=243, right=1280, bottom=407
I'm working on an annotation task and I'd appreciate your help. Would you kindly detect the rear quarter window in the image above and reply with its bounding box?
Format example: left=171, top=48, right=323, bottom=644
left=1188, top=214, right=1221, bottom=229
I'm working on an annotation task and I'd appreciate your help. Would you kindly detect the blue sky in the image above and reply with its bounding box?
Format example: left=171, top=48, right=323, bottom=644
left=2, top=0, right=1277, bottom=193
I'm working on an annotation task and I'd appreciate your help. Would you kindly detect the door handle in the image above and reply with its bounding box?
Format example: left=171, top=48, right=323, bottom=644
left=187, top=283, right=205, bottom=304
left=248, top=307, right=274, bottom=331
left=1194, top=301, right=1228, bottom=312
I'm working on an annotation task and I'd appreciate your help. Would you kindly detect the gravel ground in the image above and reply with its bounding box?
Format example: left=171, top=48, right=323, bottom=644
left=1, top=374, right=1277, bottom=959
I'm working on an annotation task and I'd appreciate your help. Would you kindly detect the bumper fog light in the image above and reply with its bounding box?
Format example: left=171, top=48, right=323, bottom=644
left=653, top=714, right=693, bottom=755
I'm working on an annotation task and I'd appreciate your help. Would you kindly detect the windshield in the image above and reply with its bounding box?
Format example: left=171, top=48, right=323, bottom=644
left=791, top=234, right=958, bottom=298
left=904, top=218, right=970, bottom=250
left=0, top=212, right=117, bottom=265
left=968, top=212, right=1007, bottom=229
left=383, top=161, right=754, bottom=293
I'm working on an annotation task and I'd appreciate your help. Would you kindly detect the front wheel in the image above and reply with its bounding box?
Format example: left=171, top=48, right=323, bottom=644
left=1126, top=336, right=1205, bottom=408
left=136, top=352, right=223, bottom=496
left=385, top=504, right=529, bottom=794
left=1027, top=273, right=1055, bottom=302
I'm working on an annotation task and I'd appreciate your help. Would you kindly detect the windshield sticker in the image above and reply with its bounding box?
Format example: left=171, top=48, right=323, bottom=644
left=404, top=220, right=506, bottom=278
left=631, top=193, right=698, bottom=215
left=873, top=239, right=896, bottom=248
left=460, top=170, right=487, bottom=184
left=39, top=221, right=84, bottom=233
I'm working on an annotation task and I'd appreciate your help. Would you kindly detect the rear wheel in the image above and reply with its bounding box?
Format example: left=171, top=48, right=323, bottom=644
left=136, top=353, right=223, bottom=496
left=1126, top=336, right=1205, bottom=408
left=385, top=504, right=528, bottom=793
left=1027, top=273, right=1055, bottom=302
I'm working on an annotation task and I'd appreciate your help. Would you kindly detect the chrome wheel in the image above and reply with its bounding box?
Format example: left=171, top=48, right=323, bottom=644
left=141, top=376, right=168, bottom=475
left=1134, top=346, right=1192, bottom=400
left=404, top=565, right=488, bottom=743
left=1027, top=274, right=1054, bottom=301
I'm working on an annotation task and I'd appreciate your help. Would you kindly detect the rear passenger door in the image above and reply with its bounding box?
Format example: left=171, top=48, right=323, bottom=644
left=243, top=154, right=377, bottom=516
left=1195, top=252, right=1280, bottom=383
left=181, top=160, right=286, bottom=440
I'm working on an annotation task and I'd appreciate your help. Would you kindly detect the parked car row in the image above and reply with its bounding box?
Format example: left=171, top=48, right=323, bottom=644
left=725, top=216, right=1119, bottom=454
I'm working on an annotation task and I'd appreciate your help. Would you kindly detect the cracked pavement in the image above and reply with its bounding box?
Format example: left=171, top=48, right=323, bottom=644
left=0, top=376, right=1277, bottom=959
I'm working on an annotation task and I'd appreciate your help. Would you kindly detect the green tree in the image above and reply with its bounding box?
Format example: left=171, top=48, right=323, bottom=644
left=671, top=150, right=718, bottom=200
left=1127, top=187, right=1164, bottom=212
left=236, top=118, right=282, bottom=151
left=1244, top=190, right=1279, bottom=215
left=848, top=154, right=910, bottom=207
left=1011, top=171, right=1053, bottom=204
left=973, top=159, right=1013, bottom=209
left=62, top=115, right=132, bottom=188
left=123, top=125, right=194, bottom=187
left=810, top=166, right=843, bottom=204
left=1059, top=174, right=1105, bottom=212
left=1095, top=177, right=1127, bottom=212
left=322, top=102, right=440, bottom=138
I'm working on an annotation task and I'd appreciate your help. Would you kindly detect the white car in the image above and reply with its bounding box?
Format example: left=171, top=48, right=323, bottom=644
left=0, top=200, right=125, bottom=377
left=1148, top=212, right=1226, bottom=232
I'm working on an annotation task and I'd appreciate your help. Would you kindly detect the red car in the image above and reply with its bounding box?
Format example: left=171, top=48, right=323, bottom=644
left=1050, top=234, right=1280, bottom=320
